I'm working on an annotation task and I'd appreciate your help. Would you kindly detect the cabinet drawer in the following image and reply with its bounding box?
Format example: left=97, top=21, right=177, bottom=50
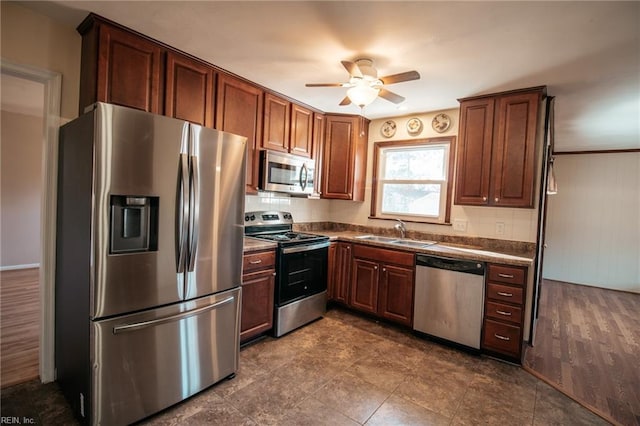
left=482, top=319, right=521, bottom=357
left=352, top=244, right=414, bottom=267
left=243, top=250, right=275, bottom=273
left=486, top=301, right=522, bottom=325
left=487, top=283, right=523, bottom=305
left=488, top=264, right=526, bottom=286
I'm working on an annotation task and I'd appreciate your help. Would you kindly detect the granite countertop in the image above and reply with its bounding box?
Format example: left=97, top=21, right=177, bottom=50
left=243, top=236, right=277, bottom=253
left=313, top=231, right=534, bottom=267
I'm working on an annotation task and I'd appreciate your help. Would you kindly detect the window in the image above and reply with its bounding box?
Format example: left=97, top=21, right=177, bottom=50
left=371, top=137, right=455, bottom=224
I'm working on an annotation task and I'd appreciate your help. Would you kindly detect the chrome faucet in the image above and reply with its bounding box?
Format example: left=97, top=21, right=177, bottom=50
left=394, top=219, right=406, bottom=239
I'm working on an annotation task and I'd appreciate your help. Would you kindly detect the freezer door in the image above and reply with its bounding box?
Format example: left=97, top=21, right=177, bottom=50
left=185, top=125, right=246, bottom=299
left=92, top=104, right=188, bottom=318
left=91, top=287, right=240, bottom=425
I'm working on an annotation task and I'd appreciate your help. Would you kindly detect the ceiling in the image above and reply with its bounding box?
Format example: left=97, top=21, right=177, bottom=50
left=22, top=1, right=640, bottom=151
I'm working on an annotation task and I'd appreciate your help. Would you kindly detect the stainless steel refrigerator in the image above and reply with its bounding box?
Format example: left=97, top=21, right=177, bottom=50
left=55, top=103, right=246, bottom=425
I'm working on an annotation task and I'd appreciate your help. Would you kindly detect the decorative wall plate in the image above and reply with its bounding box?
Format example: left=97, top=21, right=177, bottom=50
left=380, top=120, right=397, bottom=138
left=406, top=117, right=423, bottom=135
left=432, top=113, right=452, bottom=133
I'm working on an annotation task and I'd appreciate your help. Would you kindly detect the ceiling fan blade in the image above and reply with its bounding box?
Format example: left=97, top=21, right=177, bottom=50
left=379, top=88, right=405, bottom=104
left=305, top=83, right=345, bottom=87
left=339, top=96, right=352, bottom=106
left=379, top=70, right=420, bottom=85
left=341, top=60, right=363, bottom=78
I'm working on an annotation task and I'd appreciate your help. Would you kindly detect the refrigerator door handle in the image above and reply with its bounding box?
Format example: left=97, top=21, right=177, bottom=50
left=112, top=295, right=235, bottom=334
left=176, top=153, right=190, bottom=273
left=187, top=155, right=200, bottom=272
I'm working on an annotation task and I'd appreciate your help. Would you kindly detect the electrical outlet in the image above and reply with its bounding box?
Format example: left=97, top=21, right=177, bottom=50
left=453, top=219, right=467, bottom=232
left=495, top=222, right=505, bottom=236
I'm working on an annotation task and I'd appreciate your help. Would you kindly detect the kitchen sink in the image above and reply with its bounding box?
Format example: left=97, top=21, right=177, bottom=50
left=355, top=235, right=437, bottom=248
left=355, top=235, right=400, bottom=243
left=391, top=239, right=438, bottom=248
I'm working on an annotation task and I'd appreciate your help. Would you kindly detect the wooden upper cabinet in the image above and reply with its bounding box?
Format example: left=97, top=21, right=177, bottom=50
left=455, top=98, right=495, bottom=205
left=290, top=104, right=314, bottom=157
left=78, top=16, right=164, bottom=114
left=491, top=92, right=541, bottom=207
left=311, top=113, right=325, bottom=195
left=322, top=114, right=369, bottom=201
left=455, top=86, right=544, bottom=208
left=216, top=73, right=264, bottom=194
left=165, top=51, right=215, bottom=127
left=262, top=93, right=291, bottom=152
left=262, top=94, right=314, bottom=158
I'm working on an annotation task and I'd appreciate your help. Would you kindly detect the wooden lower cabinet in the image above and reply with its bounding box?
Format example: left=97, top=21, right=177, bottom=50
left=350, top=258, right=379, bottom=314
left=328, top=242, right=352, bottom=304
left=481, top=263, right=528, bottom=362
left=241, top=249, right=275, bottom=343
left=349, top=244, right=414, bottom=327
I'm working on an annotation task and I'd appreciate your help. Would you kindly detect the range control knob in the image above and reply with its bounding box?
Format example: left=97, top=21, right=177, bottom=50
left=244, top=215, right=250, bottom=222
left=250, top=214, right=256, bottom=221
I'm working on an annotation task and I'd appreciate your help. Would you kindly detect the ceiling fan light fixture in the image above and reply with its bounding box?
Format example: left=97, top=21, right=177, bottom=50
left=347, top=84, right=380, bottom=107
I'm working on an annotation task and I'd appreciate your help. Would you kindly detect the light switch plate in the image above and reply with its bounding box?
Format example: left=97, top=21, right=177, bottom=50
left=495, top=222, right=505, bottom=236
left=453, top=219, right=467, bottom=232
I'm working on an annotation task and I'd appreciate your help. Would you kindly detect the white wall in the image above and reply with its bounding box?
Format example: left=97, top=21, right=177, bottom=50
left=543, top=153, right=640, bottom=293
left=329, top=109, right=540, bottom=242
left=0, top=109, right=44, bottom=267
left=245, top=192, right=331, bottom=222
left=1, top=1, right=81, bottom=123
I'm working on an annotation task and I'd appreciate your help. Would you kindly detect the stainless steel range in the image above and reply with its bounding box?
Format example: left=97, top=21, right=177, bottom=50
left=244, top=211, right=329, bottom=336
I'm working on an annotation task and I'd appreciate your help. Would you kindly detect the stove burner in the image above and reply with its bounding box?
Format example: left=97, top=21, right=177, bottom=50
left=256, top=232, right=319, bottom=242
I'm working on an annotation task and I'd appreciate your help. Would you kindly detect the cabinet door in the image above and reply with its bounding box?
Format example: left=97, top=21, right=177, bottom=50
left=216, top=73, right=264, bottom=194
left=290, top=104, right=313, bottom=157
left=262, top=93, right=290, bottom=153
left=240, top=270, right=275, bottom=342
left=379, top=264, right=414, bottom=326
left=97, top=24, right=164, bottom=114
left=350, top=258, right=379, bottom=314
left=322, top=115, right=357, bottom=200
left=165, top=52, right=215, bottom=127
left=454, top=98, right=494, bottom=205
left=334, top=243, right=352, bottom=304
left=327, top=243, right=337, bottom=300
left=491, top=92, right=541, bottom=207
left=311, top=113, right=325, bottom=194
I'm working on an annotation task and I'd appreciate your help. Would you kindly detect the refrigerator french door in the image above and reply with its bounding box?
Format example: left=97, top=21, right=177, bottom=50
left=55, top=103, right=246, bottom=425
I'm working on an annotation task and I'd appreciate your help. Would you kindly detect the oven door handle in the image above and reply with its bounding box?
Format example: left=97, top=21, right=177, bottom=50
left=282, top=241, right=330, bottom=254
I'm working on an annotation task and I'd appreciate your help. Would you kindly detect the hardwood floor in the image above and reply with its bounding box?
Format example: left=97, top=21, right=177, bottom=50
left=524, top=279, right=640, bottom=426
left=1, top=268, right=40, bottom=388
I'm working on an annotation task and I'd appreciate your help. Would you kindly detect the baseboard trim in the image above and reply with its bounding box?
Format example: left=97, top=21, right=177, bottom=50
left=0, top=263, right=40, bottom=272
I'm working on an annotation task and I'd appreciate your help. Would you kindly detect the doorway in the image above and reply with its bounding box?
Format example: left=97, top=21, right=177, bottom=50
left=1, top=61, right=61, bottom=385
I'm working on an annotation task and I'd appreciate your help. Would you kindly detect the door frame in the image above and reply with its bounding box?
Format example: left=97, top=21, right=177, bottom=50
left=1, top=59, right=62, bottom=383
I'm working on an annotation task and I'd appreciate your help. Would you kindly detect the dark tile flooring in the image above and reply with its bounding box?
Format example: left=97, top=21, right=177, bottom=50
left=1, top=308, right=610, bottom=425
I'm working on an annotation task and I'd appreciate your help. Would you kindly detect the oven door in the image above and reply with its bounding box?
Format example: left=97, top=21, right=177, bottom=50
left=276, top=241, right=328, bottom=306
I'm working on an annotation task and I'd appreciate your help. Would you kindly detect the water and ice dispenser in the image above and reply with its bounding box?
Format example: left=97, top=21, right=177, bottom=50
left=110, top=195, right=158, bottom=254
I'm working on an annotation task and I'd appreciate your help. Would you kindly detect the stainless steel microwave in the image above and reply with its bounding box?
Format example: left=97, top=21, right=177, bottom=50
left=259, top=150, right=315, bottom=195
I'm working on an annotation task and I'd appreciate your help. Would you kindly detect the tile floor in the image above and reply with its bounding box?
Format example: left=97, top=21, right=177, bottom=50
left=1, top=308, right=610, bottom=425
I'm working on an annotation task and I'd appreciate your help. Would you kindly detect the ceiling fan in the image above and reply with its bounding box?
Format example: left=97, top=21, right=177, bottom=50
left=305, top=58, right=420, bottom=108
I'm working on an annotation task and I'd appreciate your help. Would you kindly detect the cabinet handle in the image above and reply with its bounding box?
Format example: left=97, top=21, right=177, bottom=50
left=249, top=260, right=262, bottom=264
left=382, top=267, right=386, bottom=272
left=497, top=291, right=513, bottom=297
left=495, top=197, right=499, bottom=202
left=482, top=196, right=487, bottom=201
left=374, top=266, right=378, bottom=270
left=496, top=310, right=512, bottom=316
left=494, top=334, right=510, bottom=341
left=498, top=273, right=514, bottom=279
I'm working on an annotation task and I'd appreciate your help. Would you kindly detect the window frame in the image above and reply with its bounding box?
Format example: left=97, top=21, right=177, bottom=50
left=370, top=136, right=456, bottom=224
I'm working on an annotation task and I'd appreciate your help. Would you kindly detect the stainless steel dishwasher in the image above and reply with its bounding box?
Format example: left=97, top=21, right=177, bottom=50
left=413, top=254, right=485, bottom=350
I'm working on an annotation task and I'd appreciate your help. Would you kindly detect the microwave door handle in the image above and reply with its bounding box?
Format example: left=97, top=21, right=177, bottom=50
left=300, top=163, right=308, bottom=191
